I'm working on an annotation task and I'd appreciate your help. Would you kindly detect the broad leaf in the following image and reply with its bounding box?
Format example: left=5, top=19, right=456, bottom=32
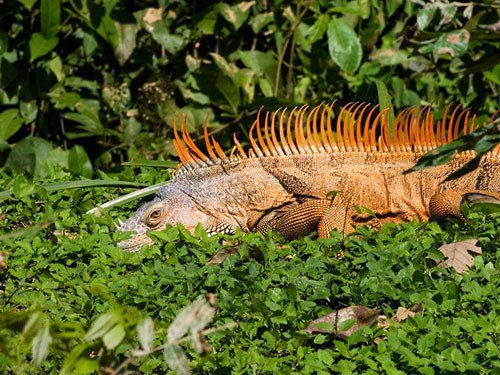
left=102, top=323, right=126, bottom=350
left=0, top=30, right=7, bottom=56
left=84, top=312, right=119, bottom=341
left=0, top=108, right=24, bottom=142
left=434, top=29, right=470, bottom=59
left=164, top=344, right=190, bottom=375
left=29, top=33, right=59, bottom=62
left=167, top=296, right=215, bottom=342
left=307, top=14, right=329, bottom=43
left=31, top=325, right=52, bottom=365
left=40, top=0, right=61, bottom=38
left=137, top=317, right=155, bottom=353
left=438, top=239, right=482, bottom=274
left=327, top=17, right=362, bottom=74
left=68, top=145, right=93, bottom=178
left=4, top=136, right=54, bottom=176
left=218, top=1, right=255, bottom=30
left=305, top=306, right=380, bottom=339
left=417, top=5, right=436, bottom=30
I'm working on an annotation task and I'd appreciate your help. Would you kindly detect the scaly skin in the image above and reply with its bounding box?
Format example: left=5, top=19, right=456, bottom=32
left=117, top=103, right=500, bottom=252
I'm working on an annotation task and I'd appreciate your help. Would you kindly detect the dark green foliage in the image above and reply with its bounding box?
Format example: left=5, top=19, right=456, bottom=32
left=0, top=0, right=499, bottom=174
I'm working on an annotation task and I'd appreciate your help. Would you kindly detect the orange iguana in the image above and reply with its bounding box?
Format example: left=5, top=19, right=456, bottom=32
left=117, top=102, right=500, bottom=252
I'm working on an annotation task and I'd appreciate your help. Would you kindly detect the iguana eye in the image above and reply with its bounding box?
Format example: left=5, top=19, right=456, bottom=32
left=143, top=207, right=166, bottom=227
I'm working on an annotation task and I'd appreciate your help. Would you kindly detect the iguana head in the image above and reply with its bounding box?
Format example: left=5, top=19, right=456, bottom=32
left=117, top=184, right=240, bottom=252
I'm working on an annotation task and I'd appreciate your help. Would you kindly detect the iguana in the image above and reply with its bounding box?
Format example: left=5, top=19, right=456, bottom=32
left=117, top=102, right=500, bottom=252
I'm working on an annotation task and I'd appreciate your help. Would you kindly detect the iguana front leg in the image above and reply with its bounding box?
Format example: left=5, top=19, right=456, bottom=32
left=254, top=199, right=354, bottom=239
left=429, top=190, right=500, bottom=221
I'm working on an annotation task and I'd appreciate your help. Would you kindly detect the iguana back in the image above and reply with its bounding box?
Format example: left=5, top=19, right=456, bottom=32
left=118, top=102, right=500, bottom=251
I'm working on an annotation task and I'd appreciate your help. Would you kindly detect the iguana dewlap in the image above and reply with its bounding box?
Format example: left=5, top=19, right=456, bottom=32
left=117, top=102, right=500, bottom=251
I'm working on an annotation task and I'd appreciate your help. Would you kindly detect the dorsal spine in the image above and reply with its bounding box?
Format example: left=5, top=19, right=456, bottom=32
left=173, top=102, right=497, bottom=171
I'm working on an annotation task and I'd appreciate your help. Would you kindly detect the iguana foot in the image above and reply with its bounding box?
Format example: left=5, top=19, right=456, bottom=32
left=429, top=190, right=500, bottom=222
left=254, top=199, right=353, bottom=239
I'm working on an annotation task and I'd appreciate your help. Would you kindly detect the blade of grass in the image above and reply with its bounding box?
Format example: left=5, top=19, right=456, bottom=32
left=87, top=182, right=165, bottom=215
left=0, top=180, right=148, bottom=201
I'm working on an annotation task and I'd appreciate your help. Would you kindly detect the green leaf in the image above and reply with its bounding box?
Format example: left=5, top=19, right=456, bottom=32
left=48, top=90, right=81, bottom=110
left=0, top=30, right=7, bottom=56
left=31, top=325, right=52, bottom=365
left=338, top=317, right=356, bottom=332
left=22, top=312, right=42, bottom=337
left=483, top=64, right=500, bottom=85
left=164, top=344, right=190, bottom=375
left=327, top=17, right=362, bottom=74
left=49, top=54, right=65, bottom=82
left=238, top=50, right=277, bottom=82
left=317, top=349, right=334, bottom=366
left=63, top=111, right=104, bottom=134
left=29, top=33, right=59, bottom=62
left=74, top=358, right=100, bottom=374
left=20, top=101, right=38, bottom=123
left=166, top=297, right=215, bottom=347
left=5, top=136, right=54, bottom=176
left=374, top=79, right=395, bottom=129
left=258, top=78, right=274, bottom=97
left=370, top=48, right=408, bottom=66
left=215, top=73, right=240, bottom=113
left=307, top=14, right=329, bottom=43
left=17, top=0, right=37, bottom=10
left=68, top=145, right=93, bottom=178
left=91, top=6, right=119, bottom=49
left=40, top=0, right=61, bottom=38
left=0, top=108, right=24, bottom=142
left=250, top=12, right=273, bottom=33
left=293, top=77, right=311, bottom=102
left=417, top=5, right=436, bottom=30
left=59, top=343, right=91, bottom=375
left=137, top=317, right=155, bottom=353
left=84, top=312, right=119, bottom=341
left=102, top=323, right=125, bottom=350
left=114, top=22, right=138, bottom=65
left=149, top=22, right=185, bottom=55
left=234, top=70, right=255, bottom=102
left=421, top=29, right=470, bottom=60
left=218, top=1, right=255, bottom=30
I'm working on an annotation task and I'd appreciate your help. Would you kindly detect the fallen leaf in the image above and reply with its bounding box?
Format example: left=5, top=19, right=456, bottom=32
left=207, top=247, right=239, bottom=265
left=305, top=306, right=380, bottom=339
left=143, top=8, right=162, bottom=25
left=438, top=239, right=482, bottom=273
left=207, top=245, right=264, bottom=265
left=375, top=304, right=424, bottom=343
left=393, top=307, right=416, bottom=322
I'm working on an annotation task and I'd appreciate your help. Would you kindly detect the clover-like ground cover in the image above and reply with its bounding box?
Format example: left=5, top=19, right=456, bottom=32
left=1, top=169, right=500, bottom=374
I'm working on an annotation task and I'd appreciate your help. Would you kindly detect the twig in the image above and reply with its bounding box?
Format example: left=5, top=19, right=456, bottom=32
left=274, top=0, right=313, bottom=97
left=109, top=322, right=237, bottom=375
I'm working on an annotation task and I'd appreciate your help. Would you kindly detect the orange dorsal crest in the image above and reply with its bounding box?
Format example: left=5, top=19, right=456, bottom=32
left=172, top=102, right=498, bottom=171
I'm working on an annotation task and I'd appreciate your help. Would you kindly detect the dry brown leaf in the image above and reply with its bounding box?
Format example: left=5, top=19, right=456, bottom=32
left=375, top=304, right=424, bottom=343
left=393, top=307, right=416, bottom=322
left=143, top=8, right=163, bottom=25
left=438, top=239, right=482, bottom=273
left=0, top=252, right=5, bottom=268
left=207, top=245, right=264, bottom=265
left=305, top=306, right=380, bottom=339
left=207, top=247, right=240, bottom=265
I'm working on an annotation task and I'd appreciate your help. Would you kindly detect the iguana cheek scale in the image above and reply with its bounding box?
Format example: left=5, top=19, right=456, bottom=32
left=117, top=102, right=500, bottom=252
